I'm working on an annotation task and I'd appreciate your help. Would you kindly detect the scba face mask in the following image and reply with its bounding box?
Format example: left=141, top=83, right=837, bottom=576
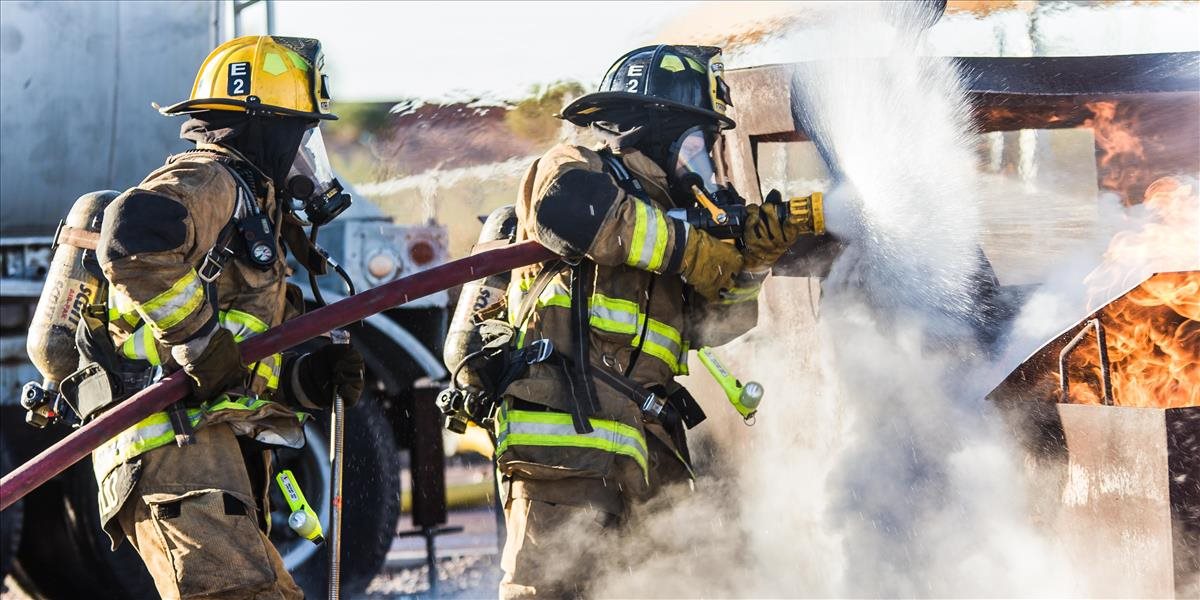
left=668, top=125, right=739, bottom=205
left=287, top=127, right=351, bottom=226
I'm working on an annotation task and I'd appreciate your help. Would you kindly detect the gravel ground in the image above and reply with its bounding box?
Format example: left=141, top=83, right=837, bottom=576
left=366, top=554, right=501, bottom=599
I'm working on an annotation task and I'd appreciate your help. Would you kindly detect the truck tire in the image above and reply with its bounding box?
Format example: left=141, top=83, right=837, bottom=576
left=272, top=394, right=402, bottom=598
left=12, top=458, right=156, bottom=600
left=0, top=444, right=23, bottom=591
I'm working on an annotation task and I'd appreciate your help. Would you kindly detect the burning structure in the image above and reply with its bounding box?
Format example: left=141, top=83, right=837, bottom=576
left=718, top=49, right=1199, bottom=596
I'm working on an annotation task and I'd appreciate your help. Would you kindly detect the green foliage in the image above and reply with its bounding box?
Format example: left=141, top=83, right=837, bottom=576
left=325, top=101, right=393, bottom=142
left=505, top=80, right=586, bottom=145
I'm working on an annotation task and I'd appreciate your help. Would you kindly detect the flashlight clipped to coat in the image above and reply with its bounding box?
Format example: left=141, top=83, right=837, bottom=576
left=698, top=347, right=764, bottom=424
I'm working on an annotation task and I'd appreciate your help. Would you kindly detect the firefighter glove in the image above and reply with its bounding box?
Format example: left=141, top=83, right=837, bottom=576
left=176, top=327, right=247, bottom=403
left=741, top=189, right=825, bottom=270
left=293, top=343, right=364, bottom=409
left=678, top=228, right=745, bottom=301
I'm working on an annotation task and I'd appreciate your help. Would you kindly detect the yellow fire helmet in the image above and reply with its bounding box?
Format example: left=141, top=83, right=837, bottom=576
left=159, top=35, right=336, bottom=120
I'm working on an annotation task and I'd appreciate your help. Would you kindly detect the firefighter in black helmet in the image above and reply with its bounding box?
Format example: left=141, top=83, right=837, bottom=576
left=486, top=45, right=823, bottom=598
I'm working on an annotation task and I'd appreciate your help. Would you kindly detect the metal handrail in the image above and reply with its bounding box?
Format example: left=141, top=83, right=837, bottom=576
left=1058, top=318, right=1114, bottom=406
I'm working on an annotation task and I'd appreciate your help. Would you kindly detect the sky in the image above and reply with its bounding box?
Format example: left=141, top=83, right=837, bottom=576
left=240, top=0, right=1200, bottom=104
left=266, top=1, right=688, bottom=102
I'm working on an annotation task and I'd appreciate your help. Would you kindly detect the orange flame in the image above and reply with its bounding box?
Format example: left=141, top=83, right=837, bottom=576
left=1065, top=177, right=1200, bottom=408
left=1084, top=101, right=1148, bottom=206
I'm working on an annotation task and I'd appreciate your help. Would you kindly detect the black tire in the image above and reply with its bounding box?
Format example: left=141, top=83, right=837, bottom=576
left=12, top=457, right=156, bottom=600
left=1, top=443, right=24, bottom=592
left=271, top=395, right=402, bottom=598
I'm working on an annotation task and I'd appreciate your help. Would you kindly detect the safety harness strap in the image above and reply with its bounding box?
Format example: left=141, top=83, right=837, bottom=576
left=565, top=261, right=601, bottom=433
left=598, top=149, right=660, bottom=378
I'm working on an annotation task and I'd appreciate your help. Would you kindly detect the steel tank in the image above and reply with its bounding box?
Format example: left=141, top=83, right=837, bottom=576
left=443, top=205, right=517, bottom=388
left=25, top=191, right=115, bottom=387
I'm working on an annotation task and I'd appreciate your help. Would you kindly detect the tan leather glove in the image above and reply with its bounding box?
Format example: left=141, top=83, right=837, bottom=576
left=742, top=190, right=825, bottom=271
left=678, top=229, right=745, bottom=301
left=173, top=327, right=247, bottom=402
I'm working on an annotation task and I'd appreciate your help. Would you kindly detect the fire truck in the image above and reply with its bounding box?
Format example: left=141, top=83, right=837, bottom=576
left=0, top=3, right=450, bottom=597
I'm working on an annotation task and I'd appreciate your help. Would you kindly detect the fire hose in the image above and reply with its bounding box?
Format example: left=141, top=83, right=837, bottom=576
left=0, top=240, right=556, bottom=512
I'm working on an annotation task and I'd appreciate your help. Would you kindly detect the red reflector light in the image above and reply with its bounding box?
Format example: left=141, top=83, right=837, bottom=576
left=409, top=241, right=436, bottom=266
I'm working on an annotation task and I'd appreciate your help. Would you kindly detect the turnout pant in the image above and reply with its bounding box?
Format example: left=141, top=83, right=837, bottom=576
left=499, top=434, right=691, bottom=599
left=114, top=423, right=302, bottom=600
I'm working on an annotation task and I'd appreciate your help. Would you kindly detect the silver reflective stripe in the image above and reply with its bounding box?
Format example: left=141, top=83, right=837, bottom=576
left=636, top=203, right=661, bottom=270
left=643, top=325, right=682, bottom=359
left=139, top=271, right=204, bottom=331
left=121, top=325, right=161, bottom=365
left=591, top=301, right=639, bottom=333
left=538, top=281, right=571, bottom=307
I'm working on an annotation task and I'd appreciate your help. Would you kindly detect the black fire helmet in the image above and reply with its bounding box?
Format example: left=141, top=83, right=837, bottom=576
left=561, top=44, right=735, bottom=130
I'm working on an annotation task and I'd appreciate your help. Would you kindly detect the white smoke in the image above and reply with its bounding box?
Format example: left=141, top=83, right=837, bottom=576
left=582, top=3, right=1200, bottom=598
left=591, top=3, right=1094, bottom=597
left=788, top=5, right=1071, bottom=594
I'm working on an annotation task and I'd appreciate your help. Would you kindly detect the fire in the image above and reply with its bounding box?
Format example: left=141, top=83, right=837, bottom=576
left=1065, top=177, right=1200, bottom=408
left=1084, top=101, right=1149, bottom=206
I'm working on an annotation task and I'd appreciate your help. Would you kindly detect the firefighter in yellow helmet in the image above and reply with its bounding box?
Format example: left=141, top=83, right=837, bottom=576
left=87, top=36, right=363, bottom=599
left=486, top=45, right=824, bottom=597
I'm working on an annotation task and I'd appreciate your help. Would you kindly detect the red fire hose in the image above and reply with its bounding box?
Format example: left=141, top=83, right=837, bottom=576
left=0, top=240, right=555, bottom=512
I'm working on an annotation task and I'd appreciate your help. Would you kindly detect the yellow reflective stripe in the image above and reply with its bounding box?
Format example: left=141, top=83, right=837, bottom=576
left=138, top=270, right=205, bottom=331
left=92, top=408, right=202, bottom=482
left=507, top=277, right=531, bottom=326
left=626, top=201, right=669, bottom=272
left=533, top=288, right=687, bottom=371
left=634, top=316, right=686, bottom=373
left=537, top=280, right=571, bottom=310
left=219, top=309, right=270, bottom=342
left=207, top=395, right=270, bottom=412
left=108, top=288, right=141, bottom=327
left=720, top=283, right=762, bottom=305
left=588, top=294, right=640, bottom=335
left=94, top=395, right=308, bottom=482
left=223, top=309, right=269, bottom=333
left=648, top=207, right=668, bottom=272
left=628, top=201, right=649, bottom=269
left=254, top=354, right=282, bottom=390
left=120, top=333, right=138, bottom=360
left=142, top=326, right=160, bottom=365
left=119, top=325, right=162, bottom=366
left=496, top=408, right=648, bottom=481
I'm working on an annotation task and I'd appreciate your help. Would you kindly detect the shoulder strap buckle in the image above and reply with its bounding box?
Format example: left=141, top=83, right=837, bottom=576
left=598, top=148, right=647, bottom=197
left=197, top=246, right=235, bottom=283
left=523, top=339, right=554, bottom=365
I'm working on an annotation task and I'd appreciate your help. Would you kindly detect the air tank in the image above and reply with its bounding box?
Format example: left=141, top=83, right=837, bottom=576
left=443, top=205, right=517, bottom=388
left=26, top=191, right=116, bottom=391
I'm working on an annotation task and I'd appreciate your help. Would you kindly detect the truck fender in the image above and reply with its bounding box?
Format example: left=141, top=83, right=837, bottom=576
left=299, top=288, right=446, bottom=382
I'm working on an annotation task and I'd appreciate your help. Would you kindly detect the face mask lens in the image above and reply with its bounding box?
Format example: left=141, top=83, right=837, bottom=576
left=672, top=127, right=720, bottom=195
left=290, top=127, right=337, bottom=191
left=287, top=126, right=351, bottom=225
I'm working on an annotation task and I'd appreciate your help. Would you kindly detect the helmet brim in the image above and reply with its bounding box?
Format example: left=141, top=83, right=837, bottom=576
left=561, top=92, right=735, bottom=130
left=158, top=98, right=338, bottom=121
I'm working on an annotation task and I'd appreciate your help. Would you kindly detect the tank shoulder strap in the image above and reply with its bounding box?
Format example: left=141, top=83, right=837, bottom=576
left=597, top=148, right=650, bottom=201
left=162, top=150, right=252, bottom=286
